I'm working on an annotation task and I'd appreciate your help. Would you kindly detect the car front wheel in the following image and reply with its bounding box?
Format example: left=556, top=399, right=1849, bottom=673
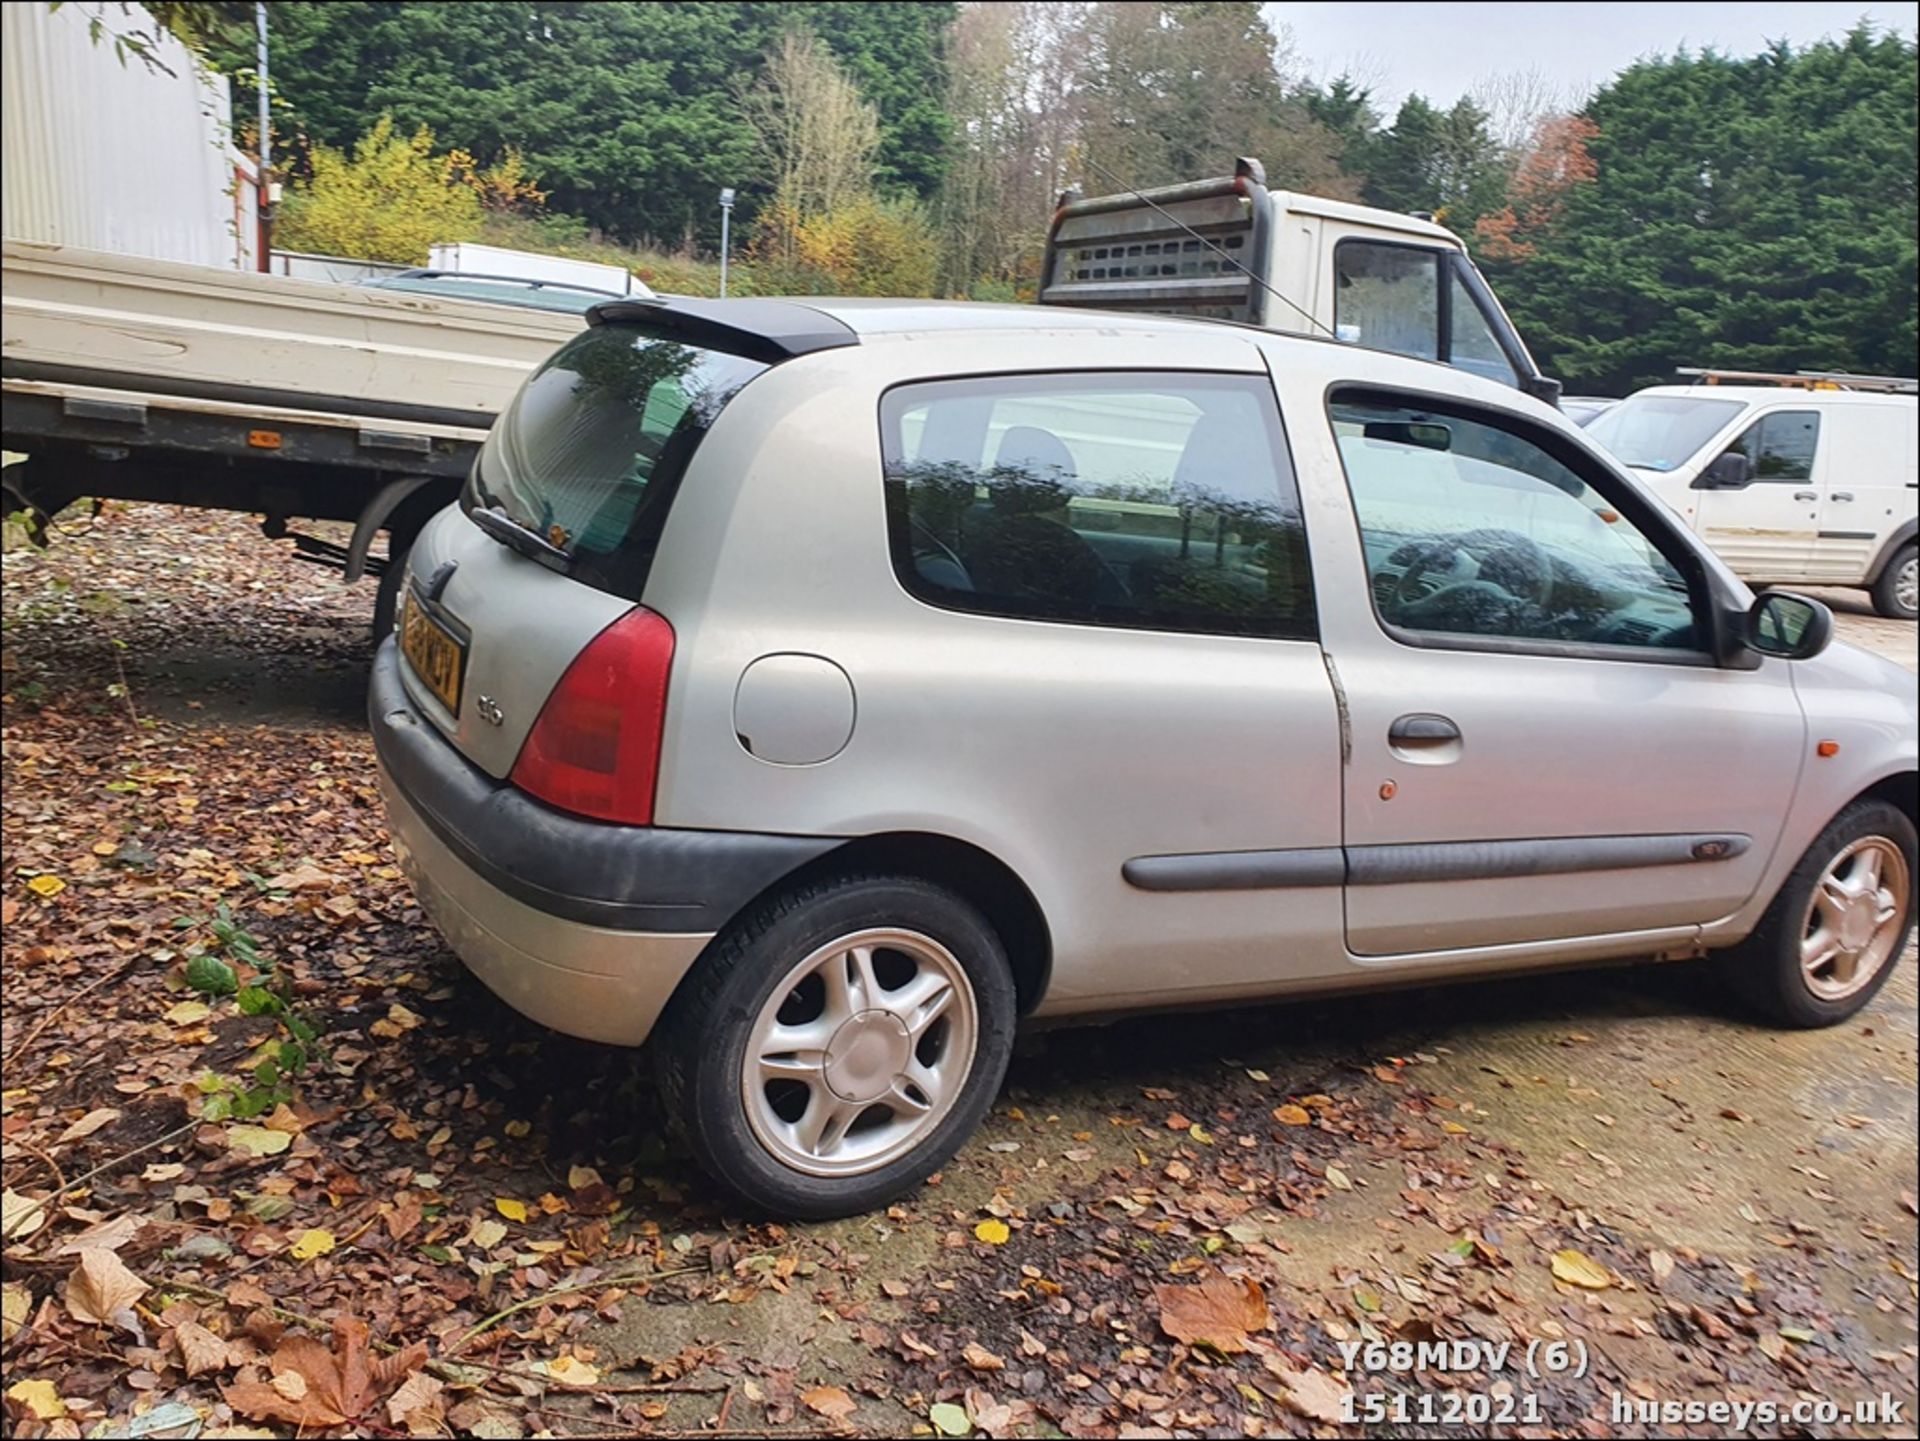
left=1717, top=799, right=1916, bottom=1027
left=654, top=873, right=1017, bottom=1218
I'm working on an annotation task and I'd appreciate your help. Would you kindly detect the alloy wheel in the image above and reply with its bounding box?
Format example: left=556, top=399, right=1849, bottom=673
left=742, top=928, right=977, bottom=1177
left=1800, top=836, right=1910, bottom=1001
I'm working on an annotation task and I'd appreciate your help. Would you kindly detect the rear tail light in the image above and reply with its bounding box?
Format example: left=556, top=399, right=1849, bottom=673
left=509, top=607, right=674, bottom=825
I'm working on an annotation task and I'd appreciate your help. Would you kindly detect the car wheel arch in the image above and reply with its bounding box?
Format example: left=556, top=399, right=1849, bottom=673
left=677, top=830, right=1053, bottom=1018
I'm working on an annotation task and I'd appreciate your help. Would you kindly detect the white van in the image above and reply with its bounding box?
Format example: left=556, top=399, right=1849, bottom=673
left=1588, top=379, right=1918, bottom=619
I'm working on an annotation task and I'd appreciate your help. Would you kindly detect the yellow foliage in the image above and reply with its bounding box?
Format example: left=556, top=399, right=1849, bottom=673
left=277, top=116, right=484, bottom=264
left=751, top=193, right=938, bottom=298
left=450, top=146, right=549, bottom=215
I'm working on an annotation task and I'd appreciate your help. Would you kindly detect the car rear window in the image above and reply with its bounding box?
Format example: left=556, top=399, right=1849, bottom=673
left=467, top=322, right=768, bottom=600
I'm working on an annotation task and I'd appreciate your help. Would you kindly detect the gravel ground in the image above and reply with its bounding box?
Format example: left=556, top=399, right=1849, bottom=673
left=3, top=505, right=1914, bottom=1439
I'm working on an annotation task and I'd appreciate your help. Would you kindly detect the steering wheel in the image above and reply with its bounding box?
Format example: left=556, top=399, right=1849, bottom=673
left=1391, top=529, right=1555, bottom=614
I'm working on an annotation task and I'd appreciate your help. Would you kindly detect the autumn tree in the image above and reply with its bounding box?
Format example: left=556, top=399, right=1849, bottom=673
left=740, top=29, right=884, bottom=222
left=276, top=117, right=484, bottom=263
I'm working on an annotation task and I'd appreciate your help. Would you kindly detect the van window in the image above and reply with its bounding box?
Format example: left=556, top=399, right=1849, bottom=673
left=468, top=322, right=768, bottom=602
left=1586, top=395, right=1743, bottom=472
left=1724, top=411, right=1820, bottom=482
left=881, top=373, right=1314, bottom=640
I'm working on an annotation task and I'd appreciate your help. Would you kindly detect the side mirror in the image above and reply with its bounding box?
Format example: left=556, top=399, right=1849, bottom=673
left=1523, top=374, right=1563, bottom=407
left=1695, top=452, right=1751, bottom=490
left=1746, top=591, right=1832, bottom=661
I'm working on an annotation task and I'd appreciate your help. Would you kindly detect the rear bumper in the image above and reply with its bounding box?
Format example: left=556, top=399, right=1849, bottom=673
left=378, top=768, right=709, bottom=1044
left=368, top=637, right=838, bottom=1043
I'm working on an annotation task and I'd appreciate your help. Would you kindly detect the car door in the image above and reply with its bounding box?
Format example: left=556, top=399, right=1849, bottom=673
left=1293, top=381, right=1807, bottom=959
left=1692, top=407, right=1823, bottom=581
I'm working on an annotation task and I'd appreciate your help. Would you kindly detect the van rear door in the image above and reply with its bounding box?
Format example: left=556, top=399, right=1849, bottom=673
left=1809, top=400, right=1919, bottom=584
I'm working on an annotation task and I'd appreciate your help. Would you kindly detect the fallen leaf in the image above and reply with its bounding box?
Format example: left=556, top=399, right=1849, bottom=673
left=387, top=1371, right=447, bottom=1435
left=64, top=1248, right=149, bottom=1325
left=803, top=1384, right=858, bottom=1421
left=58, top=1107, right=121, bottom=1142
left=27, top=875, right=66, bottom=898
left=465, top=1218, right=507, bottom=1250
left=290, top=1228, right=336, bottom=1261
left=3, top=1282, right=32, bottom=1343
left=1325, top=1165, right=1352, bottom=1191
left=2, top=1189, right=47, bottom=1241
left=568, top=1165, right=604, bottom=1191
left=175, top=1320, right=234, bottom=1378
left=538, top=1354, right=600, bottom=1386
left=963, top=1341, right=1006, bottom=1371
left=224, top=1316, right=426, bottom=1429
left=1648, top=1250, right=1675, bottom=1288
left=1273, top=1104, right=1312, bottom=1127
left=1155, top=1274, right=1270, bottom=1352
left=227, top=1124, right=293, bottom=1157
left=164, top=1000, right=212, bottom=1026
left=929, top=1400, right=972, bottom=1437
left=264, top=864, right=339, bottom=892
left=1550, top=1249, right=1613, bottom=1290
left=494, top=1198, right=529, bottom=1223
left=973, top=1218, right=1010, bottom=1245
left=5, top=1379, right=66, bottom=1420
left=1265, top=1359, right=1350, bottom=1424
left=369, top=1003, right=425, bottom=1040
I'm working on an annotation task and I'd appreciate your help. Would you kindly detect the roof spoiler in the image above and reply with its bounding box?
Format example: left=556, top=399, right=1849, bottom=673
left=586, top=297, right=859, bottom=364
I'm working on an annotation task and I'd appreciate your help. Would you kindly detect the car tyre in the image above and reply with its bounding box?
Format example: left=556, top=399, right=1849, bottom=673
left=1715, top=799, right=1916, bottom=1027
left=372, top=541, right=410, bottom=643
left=654, top=873, right=1017, bottom=1218
left=1869, top=543, right=1917, bottom=621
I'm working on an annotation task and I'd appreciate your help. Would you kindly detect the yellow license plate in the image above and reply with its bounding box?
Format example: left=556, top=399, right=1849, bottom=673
left=400, top=592, right=465, bottom=715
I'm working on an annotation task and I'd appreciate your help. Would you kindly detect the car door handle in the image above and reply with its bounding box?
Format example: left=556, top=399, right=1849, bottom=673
left=1830, top=492, right=1854, bottom=502
left=1793, top=491, right=1818, bottom=502
left=1388, top=713, right=1461, bottom=744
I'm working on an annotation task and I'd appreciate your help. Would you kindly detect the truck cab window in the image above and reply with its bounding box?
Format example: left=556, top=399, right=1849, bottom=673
left=1334, top=242, right=1438, bottom=360
left=1447, top=269, right=1519, bottom=387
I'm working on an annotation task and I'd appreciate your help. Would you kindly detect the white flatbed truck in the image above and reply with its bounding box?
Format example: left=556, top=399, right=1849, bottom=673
left=1, top=239, right=586, bottom=631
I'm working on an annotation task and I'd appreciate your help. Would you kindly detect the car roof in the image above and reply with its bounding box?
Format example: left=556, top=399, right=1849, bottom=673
left=793, top=297, right=1237, bottom=337
left=588, top=294, right=1563, bottom=421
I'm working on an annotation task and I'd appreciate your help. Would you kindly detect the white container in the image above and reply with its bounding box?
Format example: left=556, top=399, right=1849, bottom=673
left=426, top=242, right=652, bottom=299
left=1, top=0, right=254, bottom=269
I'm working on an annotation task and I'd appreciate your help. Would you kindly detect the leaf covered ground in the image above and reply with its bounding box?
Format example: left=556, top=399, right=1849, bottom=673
left=3, top=505, right=1917, bottom=1438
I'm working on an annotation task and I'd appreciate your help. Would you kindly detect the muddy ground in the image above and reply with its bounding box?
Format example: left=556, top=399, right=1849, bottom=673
left=2, top=505, right=1915, bottom=1439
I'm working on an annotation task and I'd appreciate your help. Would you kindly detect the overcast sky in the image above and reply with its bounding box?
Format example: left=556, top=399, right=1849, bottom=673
left=1267, top=2, right=1919, bottom=112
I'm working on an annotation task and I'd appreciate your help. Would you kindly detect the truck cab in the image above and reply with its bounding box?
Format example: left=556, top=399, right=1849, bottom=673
left=1039, top=157, right=1558, bottom=404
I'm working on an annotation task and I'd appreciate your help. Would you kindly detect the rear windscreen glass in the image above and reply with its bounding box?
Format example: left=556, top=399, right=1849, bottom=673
left=468, top=323, right=768, bottom=600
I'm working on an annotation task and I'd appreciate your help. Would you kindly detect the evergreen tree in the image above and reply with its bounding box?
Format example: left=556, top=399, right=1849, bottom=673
left=1497, top=25, right=1917, bottom=392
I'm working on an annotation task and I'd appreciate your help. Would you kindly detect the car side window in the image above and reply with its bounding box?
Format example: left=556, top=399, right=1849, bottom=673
left=1334, top=242, right=1439, bottom=360
left=881, top=373, right=1314, bottom=639
left=1724, top=410, right=1820, bottom=482
left=1329, top=392, right=1703, bottom=654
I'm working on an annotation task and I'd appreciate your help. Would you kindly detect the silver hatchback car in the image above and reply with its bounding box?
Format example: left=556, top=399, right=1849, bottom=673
left=372, top=298, right=1918, bottom=1218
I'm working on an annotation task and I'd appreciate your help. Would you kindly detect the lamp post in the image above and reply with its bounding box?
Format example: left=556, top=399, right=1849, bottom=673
left=255, top=1, right=272, bottom=269
left=718, top=187, right=736, bottom=298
